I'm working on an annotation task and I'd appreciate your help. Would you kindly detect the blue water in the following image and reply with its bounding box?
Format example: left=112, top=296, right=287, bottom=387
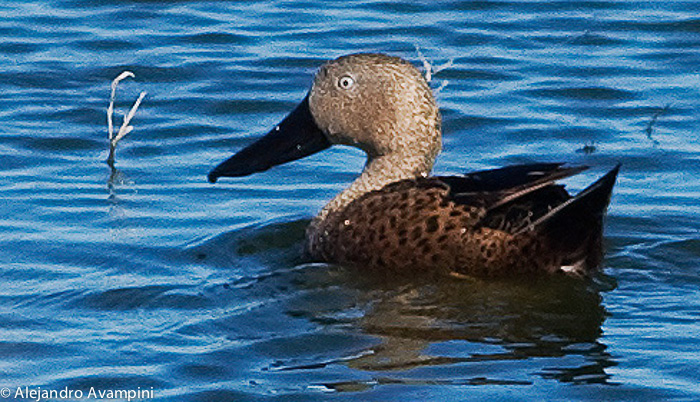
left=2, top=1, right=699, bottom=400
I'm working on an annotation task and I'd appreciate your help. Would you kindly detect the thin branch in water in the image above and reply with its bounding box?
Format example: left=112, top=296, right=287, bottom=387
left=415, top=46, right=433, bottom=82
left=414, top=45, right=454, bottom=84
left=108, top=71, right=135, bottom=143
left=107, top=71, right=146, bottom=165
left=434, top=79, right=450, bottom=95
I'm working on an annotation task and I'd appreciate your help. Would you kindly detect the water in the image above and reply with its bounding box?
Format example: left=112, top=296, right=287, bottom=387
left=1, top=1, right=699, bottom=400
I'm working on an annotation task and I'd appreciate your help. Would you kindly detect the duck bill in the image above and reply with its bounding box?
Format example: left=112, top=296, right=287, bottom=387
left=208, top=95, right=331, bottom=183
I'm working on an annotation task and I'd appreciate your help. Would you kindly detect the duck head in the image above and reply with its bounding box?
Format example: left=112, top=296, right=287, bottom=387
left=208, top=53, right=442, bottom=183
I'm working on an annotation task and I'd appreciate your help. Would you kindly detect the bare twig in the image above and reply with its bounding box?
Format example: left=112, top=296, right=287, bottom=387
left=434, top=79, right=450, bottom=95
left=415, top=45, right=454, bottom=84
left=415, top=46, right=433, bottom=82
left=107, top=71, right=146, bottom=165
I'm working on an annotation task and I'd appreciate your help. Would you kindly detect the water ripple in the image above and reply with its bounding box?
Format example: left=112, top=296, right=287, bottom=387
left=1, top=0, right=699, bottom=400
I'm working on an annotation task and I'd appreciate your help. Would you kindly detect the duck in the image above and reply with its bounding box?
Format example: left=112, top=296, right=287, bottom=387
left=208, top=53, right=619, bottom=278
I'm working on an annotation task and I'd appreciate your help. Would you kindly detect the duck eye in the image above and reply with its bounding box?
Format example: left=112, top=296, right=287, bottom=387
left=338, top=75, right=354, bottom=89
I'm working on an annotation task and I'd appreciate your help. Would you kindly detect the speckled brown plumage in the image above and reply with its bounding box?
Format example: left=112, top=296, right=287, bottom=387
left=307, top=163, right=618, bottom=277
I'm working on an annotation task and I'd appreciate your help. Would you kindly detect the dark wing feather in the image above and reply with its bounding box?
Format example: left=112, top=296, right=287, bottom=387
left=438, top=163, right=619, bottom=240
left=437, top=163, right=586, bottom=212
left=478, top=184, right=571, bottom=233
left=438, top=163, right=586, bottom=194
left=517, top=164, right=620, bottom=236
left=519, top=164, right=620, bottom=271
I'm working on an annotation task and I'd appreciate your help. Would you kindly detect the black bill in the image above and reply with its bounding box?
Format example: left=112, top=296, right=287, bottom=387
left=208, top=95, right=331, bottom=183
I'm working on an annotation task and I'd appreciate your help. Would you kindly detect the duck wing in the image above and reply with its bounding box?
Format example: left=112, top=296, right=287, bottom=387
left=440, top=163, right=586, bottom=195
left=439, top=163, right=620, bottom=274
left=438, top=163, right=619, bottom=233
left=438, top=163, right=586, bottom=216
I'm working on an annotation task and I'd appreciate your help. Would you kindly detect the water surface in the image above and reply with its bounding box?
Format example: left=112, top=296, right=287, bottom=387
left=1, top=1, right=699, bottom=400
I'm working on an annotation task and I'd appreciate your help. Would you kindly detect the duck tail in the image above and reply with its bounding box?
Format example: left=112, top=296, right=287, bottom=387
left=517, top=164, right=620, bottom=275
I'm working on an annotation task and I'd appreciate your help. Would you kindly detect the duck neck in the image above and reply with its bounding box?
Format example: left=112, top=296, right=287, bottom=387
left=313, top=148, right=437, bottom=224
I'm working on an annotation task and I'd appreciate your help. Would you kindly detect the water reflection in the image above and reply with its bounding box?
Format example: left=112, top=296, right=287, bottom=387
left=355, top=275, right=612, bottom=380
left=106, top=159, right=120, bottom=200
left=276, top=262, right=616, bottom=388
left=105, top=161, right=131, bottom=219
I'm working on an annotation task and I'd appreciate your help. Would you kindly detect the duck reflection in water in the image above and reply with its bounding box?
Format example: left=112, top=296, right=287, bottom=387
left=247, top=261, right=615, bottom=388
left=345, top=274, right=613, bottom=386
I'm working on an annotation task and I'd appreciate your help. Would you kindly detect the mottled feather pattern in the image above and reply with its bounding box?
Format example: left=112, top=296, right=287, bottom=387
left=307, top=176, right=569, bottom=277
left=308, top=178, right=481, bottom=274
